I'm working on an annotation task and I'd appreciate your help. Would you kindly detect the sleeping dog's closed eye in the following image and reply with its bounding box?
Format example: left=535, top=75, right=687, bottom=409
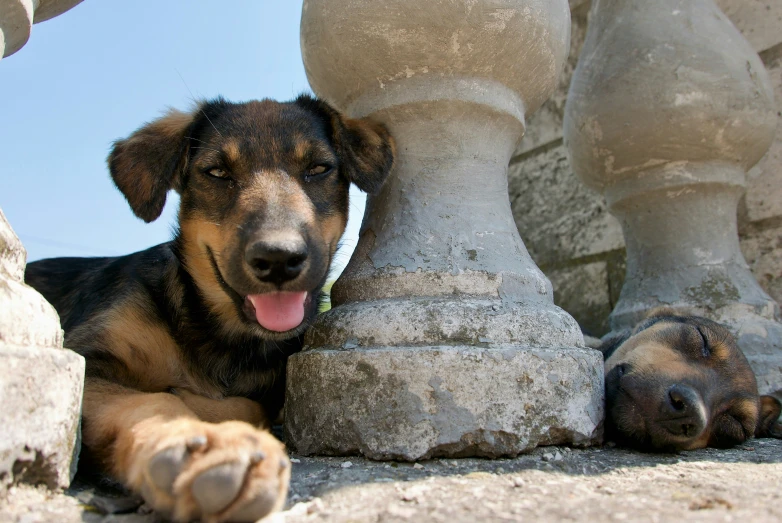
left=600, top=309, right=782, bottom=451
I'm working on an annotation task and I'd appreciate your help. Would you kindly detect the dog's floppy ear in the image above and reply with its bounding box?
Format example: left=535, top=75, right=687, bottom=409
left=108, top=108, right=197, bottom=223
left=756, top=392, right=782, bottom=438
left=295, top=94, right=395, bottom=194
left=596, top=329, right=631, bottom=361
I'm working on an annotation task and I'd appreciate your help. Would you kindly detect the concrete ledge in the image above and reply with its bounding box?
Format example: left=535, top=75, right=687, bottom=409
left=0, top=344, right=85, bottom=494
left=285, top=345, right=604, bottom=461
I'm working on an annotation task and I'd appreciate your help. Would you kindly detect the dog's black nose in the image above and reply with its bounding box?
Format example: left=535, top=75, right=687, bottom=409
left=245, top=236, right=308, bottom=284
left=658, top=384, right=706, bottom=438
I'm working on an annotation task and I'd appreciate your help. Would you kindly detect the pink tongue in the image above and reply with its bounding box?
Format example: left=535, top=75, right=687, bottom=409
left=247, top=291, right=307, bottom=332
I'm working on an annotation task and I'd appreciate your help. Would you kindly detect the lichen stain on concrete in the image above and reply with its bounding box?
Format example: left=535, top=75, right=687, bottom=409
left=427, top=376, right=478, bottom=448
left=484, top=8, right=516, bottom=32
left=684, top=272, right=741, bottom=309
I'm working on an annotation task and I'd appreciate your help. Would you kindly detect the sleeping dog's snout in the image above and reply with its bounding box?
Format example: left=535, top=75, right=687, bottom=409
left=658, top=384, right=706, bottom=439
left=245, top=232, right=309, bottom=285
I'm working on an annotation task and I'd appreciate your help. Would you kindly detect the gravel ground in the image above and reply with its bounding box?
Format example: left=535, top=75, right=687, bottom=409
left=2, top=439, right=781, bottom=522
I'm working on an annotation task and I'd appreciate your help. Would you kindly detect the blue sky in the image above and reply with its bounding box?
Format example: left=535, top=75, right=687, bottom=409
left=0, top=0, right=365, bottom=276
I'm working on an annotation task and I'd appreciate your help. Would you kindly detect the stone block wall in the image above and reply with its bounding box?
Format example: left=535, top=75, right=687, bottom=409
left=510, top=0, right=782, bottom=337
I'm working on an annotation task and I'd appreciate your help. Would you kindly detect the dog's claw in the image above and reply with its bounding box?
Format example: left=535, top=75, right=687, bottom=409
left=191, top=462, right=246, bottom=515
left=148, top=447, right=187, bottom=494
left=186, top=435, right=208, bottom=452
left=229, top=489, right=279, bottom=522
left=250, top=450, right=266, bottom=464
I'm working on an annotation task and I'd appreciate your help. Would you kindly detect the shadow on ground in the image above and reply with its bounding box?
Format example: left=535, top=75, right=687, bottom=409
left=2, top=438, right=781, bottom=522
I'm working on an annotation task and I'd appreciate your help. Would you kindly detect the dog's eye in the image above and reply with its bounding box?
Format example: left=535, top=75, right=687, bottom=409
left=697, top=327, right=711, bottom=358
left=305, top=164, right=333, bottom=181
left=207, top=167, right=229, bottom=179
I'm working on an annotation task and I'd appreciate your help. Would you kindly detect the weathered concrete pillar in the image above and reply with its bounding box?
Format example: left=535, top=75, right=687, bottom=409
left=564, top=0, right=782, bottom=392
left=0, top=0, right=85, bottom=495
left=285, top=0, right=604, bottom=460
left=0, top=211, right=84, bottom=494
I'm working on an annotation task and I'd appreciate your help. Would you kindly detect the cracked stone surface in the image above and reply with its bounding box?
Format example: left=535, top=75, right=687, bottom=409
left=0, top=209, right=85, bottom=494
left=2, top=439, right=781, bottom=522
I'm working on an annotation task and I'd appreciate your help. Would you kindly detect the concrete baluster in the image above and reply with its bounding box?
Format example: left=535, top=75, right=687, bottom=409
left=285, top=0, right=604, bottom=460
left=0, top=0, right=85, bottom=495
left=564, top=0, right=782, bottom=392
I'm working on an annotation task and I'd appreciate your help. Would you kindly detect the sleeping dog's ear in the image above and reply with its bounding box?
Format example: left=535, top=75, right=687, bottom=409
left=295, top=94, right=395, bottom=194
left=756, top=392, right=782, bottom=438
left=108, top=108, right=197, bottom=223
left=596, top=330, right=631, bottom=361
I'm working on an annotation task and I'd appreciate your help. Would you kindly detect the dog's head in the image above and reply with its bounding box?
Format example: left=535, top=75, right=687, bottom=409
left=108, top=95, right=394, bottom=339
left=601, top=309, right=782, bottom=451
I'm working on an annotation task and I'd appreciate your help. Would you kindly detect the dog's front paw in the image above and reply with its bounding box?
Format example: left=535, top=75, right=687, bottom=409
left=128, top=419, right=289, bottom=522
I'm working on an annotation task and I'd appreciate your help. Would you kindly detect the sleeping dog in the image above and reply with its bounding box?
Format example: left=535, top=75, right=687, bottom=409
left=25, top=95, right=394, bottom=522
left=599, top=309, right=782, bottom=451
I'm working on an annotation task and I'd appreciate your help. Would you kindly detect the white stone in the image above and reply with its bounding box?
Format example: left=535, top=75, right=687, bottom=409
left=285, top=346, right=603, bottom=460
left=0, top=210, right=84, bottom=494
left=287, top=0, right=604, bottom=460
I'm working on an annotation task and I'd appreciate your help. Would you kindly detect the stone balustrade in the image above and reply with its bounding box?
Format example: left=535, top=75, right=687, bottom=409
left=4, top=0, right=779, bottom=503
left=0, top=0, right=85, bottom=496
left=284, top=0, right=604, bottom=460
left=509, top=1, right=782, bottom=391
left=561, top=0, right=782, bottom=392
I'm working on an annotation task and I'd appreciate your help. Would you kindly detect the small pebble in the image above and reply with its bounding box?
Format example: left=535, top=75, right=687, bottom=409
left=307, top=498, right=325, bottom=514
left=413, top=463, right=424, bottom=469
left=341, top=461, right=353, bottom=469
left=290, top=458, right=301, bottom=463
left=512, top=477, right=525, bottom=488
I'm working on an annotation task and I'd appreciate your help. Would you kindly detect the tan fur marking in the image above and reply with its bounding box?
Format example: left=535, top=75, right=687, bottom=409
left=320, top=214, right=348, bottom=257
left=223, top=140, right=241, bottom=163
left=178, top=218, right=247, bottom=337
left=293, top=136, right=309, bottom=160
left=243, top=171, right=317, bottom=228
left=732, top=398, right=760, bottom=426
left=97, top=302, right=183, bottom=391
left=149, top=109, right=194, bottom=139
left=605, top=322, right=672, bottom=370
left=174, top=388, right=266, bottom=427
left=81, top=379, right=288, bottom=521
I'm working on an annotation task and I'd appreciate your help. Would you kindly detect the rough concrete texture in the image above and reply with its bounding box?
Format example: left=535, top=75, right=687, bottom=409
left=285, top=345, right=603, bottom=460
left=288, top=0, right=604, bottom=459
left=714, top=0, right=782, bottom=53
left=745, top=42, right=782, bottom=224
left=508, top=2, right=782, bottom=345
left=742, top=225, right=782, bottom=307
left=546, top=262, right=613, bottom=337
left=508, top=142, right=623, bottom=269
left=0, top=345, right=85, bottom=493
left=561, top=0, right=782, bottom=389
left=513, top=0, right=780, bottom=160
left=3, top=440, right=782, bottom=522
left=516, top=3, right=589, bottom=155
left=305, top=300, right=585, bottom=350
left=0, top=210, right=85, bottom=494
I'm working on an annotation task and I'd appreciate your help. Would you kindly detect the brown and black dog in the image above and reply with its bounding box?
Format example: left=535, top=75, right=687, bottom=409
left=25, top=95, right=394, bottom=522
left=599, top=309, right=782, bottom=451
